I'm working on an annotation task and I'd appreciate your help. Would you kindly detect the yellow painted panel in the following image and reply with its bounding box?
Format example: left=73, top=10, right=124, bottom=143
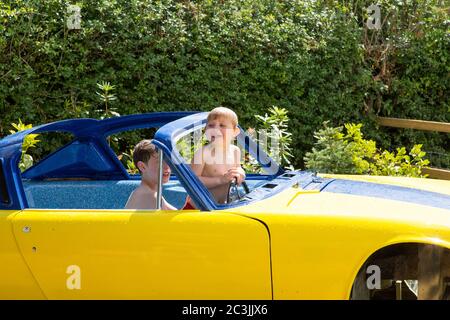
left=0, top=211, right=45, bottom=299
left=13, top=209, right=271, bottom=299
left=5, top=174, right=450, bottom=300
left=229, top=189, right=450, bottom=299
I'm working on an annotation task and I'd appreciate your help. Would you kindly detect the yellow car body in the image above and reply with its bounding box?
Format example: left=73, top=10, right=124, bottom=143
left=1, top=174, right=449, bottom=299
left=0, top=113, right=449, bottom=299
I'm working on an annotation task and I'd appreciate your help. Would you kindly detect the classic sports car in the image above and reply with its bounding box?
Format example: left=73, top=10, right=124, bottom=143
left=0, top=112, right=449, bottom=300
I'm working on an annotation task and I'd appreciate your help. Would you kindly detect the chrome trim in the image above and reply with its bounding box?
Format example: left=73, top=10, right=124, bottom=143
left=156, top=148, right=163, bottom=210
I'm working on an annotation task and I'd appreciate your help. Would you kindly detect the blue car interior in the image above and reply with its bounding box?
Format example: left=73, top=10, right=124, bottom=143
left=22, top=179, right=187, bottom=210
left=21, top=178, right=267, bottom=210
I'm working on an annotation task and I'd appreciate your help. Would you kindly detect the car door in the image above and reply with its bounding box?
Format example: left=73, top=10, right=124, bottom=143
left=12, top=208, right=272, bottom=299
left=0, top=210, right=46, bottom=299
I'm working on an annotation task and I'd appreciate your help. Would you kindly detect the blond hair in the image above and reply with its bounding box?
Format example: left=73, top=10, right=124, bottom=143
left=132, top=139, right=157, bottom=173
left=207, top=107, right=238, bottom=127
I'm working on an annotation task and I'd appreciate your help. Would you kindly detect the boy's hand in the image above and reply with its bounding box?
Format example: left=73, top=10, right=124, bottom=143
left=224, top=167, right=246, bottom=185
left=221, top=170, right=237, bottom=185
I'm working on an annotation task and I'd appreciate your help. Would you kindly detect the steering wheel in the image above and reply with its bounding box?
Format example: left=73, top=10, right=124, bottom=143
left=226, top=179, right=250, bottom=204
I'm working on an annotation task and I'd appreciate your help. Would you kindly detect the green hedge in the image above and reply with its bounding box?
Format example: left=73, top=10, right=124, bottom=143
left=0, top=0, right=448, bottom=168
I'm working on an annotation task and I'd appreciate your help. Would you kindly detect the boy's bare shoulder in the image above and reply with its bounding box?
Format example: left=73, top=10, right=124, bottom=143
left=125, top=186, right=156, bottom=209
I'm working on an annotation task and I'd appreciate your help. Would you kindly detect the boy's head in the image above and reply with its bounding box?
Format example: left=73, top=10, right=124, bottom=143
left=133, top=140, right=171, bottom=185
left=205, top=107, right=240, bottom=145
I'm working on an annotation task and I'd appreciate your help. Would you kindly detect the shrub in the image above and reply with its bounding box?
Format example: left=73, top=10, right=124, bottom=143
left=8, top=120, right=40, bottom=171
left=304, top=122, right=430, bottom=177
left=244, top=106, right=293, bottom=172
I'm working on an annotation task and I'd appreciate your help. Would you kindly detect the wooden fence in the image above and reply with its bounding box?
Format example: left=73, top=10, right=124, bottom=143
left=377, top=117, right=450, bottom=133
left=377, top=117, right=450, bottom=180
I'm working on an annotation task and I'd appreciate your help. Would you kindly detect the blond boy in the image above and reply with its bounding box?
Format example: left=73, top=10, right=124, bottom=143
left=190, top=107, right=246, bottom=204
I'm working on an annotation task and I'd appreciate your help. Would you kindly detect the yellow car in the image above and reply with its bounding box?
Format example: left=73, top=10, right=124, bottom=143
left=0, top=112, right=449, bottom=299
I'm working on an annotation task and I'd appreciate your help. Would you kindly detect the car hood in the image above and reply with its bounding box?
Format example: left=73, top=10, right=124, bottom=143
left=320, top=174, right=450, bottom=197
left=319, top=178, right=450, bottom=210
left=233, top=176, right=450, bottom=229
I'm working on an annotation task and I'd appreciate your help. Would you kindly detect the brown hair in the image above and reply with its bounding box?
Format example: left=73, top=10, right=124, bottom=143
left=132, top=139, right=157, bottom=173
left=207, top=107, right=238, bottom=127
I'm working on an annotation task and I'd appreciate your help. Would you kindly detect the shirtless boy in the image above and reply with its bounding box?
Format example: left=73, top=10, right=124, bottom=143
left=191, top=107, right=246, bottom=204
left=125, top=139, right=176, bottom=210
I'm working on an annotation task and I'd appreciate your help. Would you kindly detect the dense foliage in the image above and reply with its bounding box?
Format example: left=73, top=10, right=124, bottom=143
left=0, top=0, right=448, bottom=169
left=244, top=106, right=294, bottom=173
left=304, top=122, right=430, bottom=177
